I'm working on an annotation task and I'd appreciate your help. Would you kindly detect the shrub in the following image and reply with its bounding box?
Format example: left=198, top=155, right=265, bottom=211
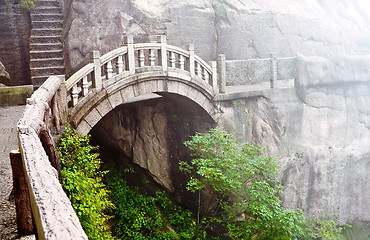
left=180, top=128, right=307, bottom=239
left=58, top=127, right=115, bottom=240
left=103, top=164, right=208, bottom=239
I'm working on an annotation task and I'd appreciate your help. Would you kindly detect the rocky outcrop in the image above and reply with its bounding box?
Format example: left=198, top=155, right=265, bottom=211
left=62, top=0, right=370, bottom=225
left=0, top=0, right=31, bottom=85
left=217, top=55, right=370, bottom=224
left=63, top=0, right=370, bottom=74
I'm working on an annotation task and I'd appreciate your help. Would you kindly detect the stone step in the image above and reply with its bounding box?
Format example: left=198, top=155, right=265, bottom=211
left=30, top=35, right=62, bottom=44
left=31, top=75, right=52, bottom=88
left=30, top=58, right=64, bottom=68
left=31, top=13, right=63, bottom=21
left=31, top=65, right=65, bottom=76
left=31, top=28, right=63, bottom=36
left=30, top=42, right=63, bottom=51
left=31, top=20, right=63, bottom=29
left=31, top=7, right=61, bottom=14
left=30, top=49, right=63, bottom=59
left=35, top=0, right=59, bottom=8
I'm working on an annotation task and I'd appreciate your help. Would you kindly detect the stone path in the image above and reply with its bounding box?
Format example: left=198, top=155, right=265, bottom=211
left=0, top=105, right=24, bottom=239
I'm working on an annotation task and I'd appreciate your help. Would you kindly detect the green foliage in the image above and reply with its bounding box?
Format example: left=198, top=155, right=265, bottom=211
left=58, top=127, right=115, bottom=240
left=104, top=164, right=209, bottom=239
left=21, top=0, right=35, bottom=9
left=181, top=128, right=307, bottom=239
left=306, top=216, right=345, bottom=240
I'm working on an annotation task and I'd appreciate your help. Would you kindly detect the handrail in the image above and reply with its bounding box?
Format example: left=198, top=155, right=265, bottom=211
left=17, top=75, right=88, bottom=240
left=65, top=63, right=94, bottom=90
left=100, top=46, right=128, bottom=65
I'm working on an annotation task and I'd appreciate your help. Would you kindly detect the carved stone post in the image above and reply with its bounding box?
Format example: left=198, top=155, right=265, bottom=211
left=92, top=50, right=102, bottom=90
left=158, top=35, right=168, bottom=72
left=125, top=35, right=135, bottom=74
left=188, top=44, right=195, bottom=78
left=10, top=150, right=35, bottom=234
left=217, top=54, right=226, bottom=93
left=58, top=75, right=68, bottom=124
left=210, top=61, right=219, bottom=94
left=270, top=52, right=277, bottom=89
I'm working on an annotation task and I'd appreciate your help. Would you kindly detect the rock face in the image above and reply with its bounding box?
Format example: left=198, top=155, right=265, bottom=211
left=63, top=0, right=370, bottom=74
left=0, top=0, right=31, bottom=85
left=64, top=0, right=370, bottom=225
left=91, top=94, right=214, bottom=193
left=217, top=55, right=370, bottom=224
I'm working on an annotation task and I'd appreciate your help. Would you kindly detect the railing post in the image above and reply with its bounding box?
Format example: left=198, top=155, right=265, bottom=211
left=217, top=54, right=226, bottom=93
left=10, top=149, right=35, bottom=235
left=158, top=35, right=167, bottom=72
left=92, top=50, right=102, bottom=90
left=188, top=44, right=195, bottom=78
left=270, top=52, right=277, bottom=89
left=125, top=35, right=135, bottom=74
left=58, top=75, right=68, bottom=124
left=210, top=61, right=219, bottom=94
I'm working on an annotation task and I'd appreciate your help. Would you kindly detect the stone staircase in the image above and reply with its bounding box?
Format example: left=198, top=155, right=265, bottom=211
left=30, top=0, right=64, bottom=87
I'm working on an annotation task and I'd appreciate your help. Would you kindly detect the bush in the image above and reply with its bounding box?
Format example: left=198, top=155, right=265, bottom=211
left=180, top=128, right=307, bottom=239
left=21, top=0, right=35, bottom=9
left=103, top=163, right=208, bottom=239
left=58, top=127, right=115, bottom=240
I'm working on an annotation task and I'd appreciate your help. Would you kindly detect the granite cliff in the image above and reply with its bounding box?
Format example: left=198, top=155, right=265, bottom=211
left=62, top=0, right=370, bottom=225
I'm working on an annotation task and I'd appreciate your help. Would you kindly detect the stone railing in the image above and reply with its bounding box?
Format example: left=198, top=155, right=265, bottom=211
left=221, top=53, right=297, bottom=88
left=64, top=35, right=218, bottom=110
left=17, top=75, right=87, bottom=240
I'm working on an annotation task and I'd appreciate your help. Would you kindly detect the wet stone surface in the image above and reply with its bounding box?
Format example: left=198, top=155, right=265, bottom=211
left=0, top=105, right=24, bottom=239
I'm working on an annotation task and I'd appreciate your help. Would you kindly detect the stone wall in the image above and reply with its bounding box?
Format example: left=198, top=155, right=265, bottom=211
left=0, top=0, right=31, bottom=86
left=217, top=55, right=370, bottom=224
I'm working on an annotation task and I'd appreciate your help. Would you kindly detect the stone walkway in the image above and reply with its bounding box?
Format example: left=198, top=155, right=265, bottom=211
left=0, top=105, right=24, bottom=239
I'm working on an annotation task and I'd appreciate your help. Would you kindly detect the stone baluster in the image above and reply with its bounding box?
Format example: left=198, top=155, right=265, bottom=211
left=217, top=54, right=226, bottom=94
left=203, top=68, right=209, bottom=83
left=71, top=84, right=79, bottom=106
left=149, top=49, right=156, bottom=66
left=117, top=55, right=124, bottom=73
left=106, top=60, right=113, bottom=79
left=195, top=62, right=202, bottom=78
left=158, top=35, right=167, bottom=71
left=188, top=44, right=195, bottom=77
left=210, top=61, right=218, bottom=94
left=169, top=51, right=176, bottom=68
left=270, top=52, right=277, bottom=89
left=179, top=55, right=185, bottom=70
left=58, top=76, right=68, bottom=123
left=82, top=76, right=89, bottom=96
left=92, top=51, right=102, bottom=90
left=125, top=35, right=135, bottom=74
left=139, top=49, right=145, bottom=67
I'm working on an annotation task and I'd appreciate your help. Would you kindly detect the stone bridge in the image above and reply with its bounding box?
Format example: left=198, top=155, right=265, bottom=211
left=15, top=36, right=297, bottom=239
left=63, top=35, right=220, bottom=136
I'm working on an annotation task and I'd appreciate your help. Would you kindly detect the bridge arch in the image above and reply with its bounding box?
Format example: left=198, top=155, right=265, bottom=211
left=71, top=75, right=218, bottom=135
left=62, top=36, right=220, bottom=135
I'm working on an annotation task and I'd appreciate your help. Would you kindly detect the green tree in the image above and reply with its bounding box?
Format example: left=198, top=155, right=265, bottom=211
left=180, top=128, right=307, bottom=239
left=58, top=127, right=115, bottom=240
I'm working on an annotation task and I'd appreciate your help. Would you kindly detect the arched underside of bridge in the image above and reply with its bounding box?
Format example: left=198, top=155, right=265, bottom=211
left=69, top=74, right=219, bottom=136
